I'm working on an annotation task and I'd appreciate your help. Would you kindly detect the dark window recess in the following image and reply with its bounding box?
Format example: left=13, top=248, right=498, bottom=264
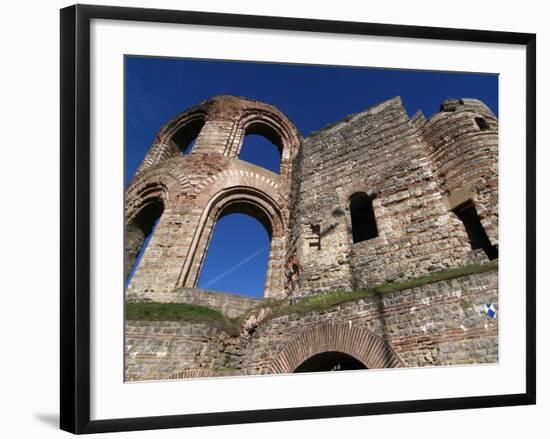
left=172, top=119, right=205, bottom=155
left=475, top=117, right=490, bottom=131
left=453, top=201, right=498, bottom=260
left=350, top=193, right=378, bottom=243
left=294, top=351, right=367, bottom=373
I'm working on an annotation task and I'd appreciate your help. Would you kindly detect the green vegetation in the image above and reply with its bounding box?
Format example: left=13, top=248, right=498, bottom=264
left=125, top=262, right=497, bottom=332
left=267, top=261, right=498, bottom=319
left=125, top=302, right=241, bottom=336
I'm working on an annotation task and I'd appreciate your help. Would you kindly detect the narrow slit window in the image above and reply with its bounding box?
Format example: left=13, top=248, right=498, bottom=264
left=349, top=193, right=378, bottom=243
left=453, top=201, right=498, bottom=260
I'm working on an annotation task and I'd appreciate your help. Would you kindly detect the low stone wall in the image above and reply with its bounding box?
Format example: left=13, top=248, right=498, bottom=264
left=127, top=287, right=260, bottom=318
left=125, top=270, right=498, bottom=381
left=125, top=321, right=245, bottom=381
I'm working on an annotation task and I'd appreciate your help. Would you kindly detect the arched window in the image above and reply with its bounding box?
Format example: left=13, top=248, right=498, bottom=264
left=239, top=122, right=282, bottom=173
left=125, top=199, right=164, bottom=285
left=171, top=118, right=205, bottom=155
left=197, top=212, right=271, bottom=297
left=349, top=192, right=378, bottom=243
left=452, top=201, right=498, bottom=260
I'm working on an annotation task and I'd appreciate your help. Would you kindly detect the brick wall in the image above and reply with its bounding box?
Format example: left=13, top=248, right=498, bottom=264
left=125, top=270, right=498, bottom=381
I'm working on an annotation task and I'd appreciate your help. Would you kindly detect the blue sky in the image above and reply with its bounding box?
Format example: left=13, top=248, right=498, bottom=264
left=125, top=56, right=498, bottom=297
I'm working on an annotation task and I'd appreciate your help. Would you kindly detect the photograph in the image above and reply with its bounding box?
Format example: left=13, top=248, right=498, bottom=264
left=123, top=56, right=500, bottom=381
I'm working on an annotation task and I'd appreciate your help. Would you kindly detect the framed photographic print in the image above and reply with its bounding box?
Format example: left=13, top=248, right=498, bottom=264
left=60, top=4, right=536, bottom=434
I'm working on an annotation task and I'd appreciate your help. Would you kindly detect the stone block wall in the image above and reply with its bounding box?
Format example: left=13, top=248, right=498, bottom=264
left=244, top=270, right=498, bottom=374
left=125, top=321, right=246, bottom=381
left=127, top=287, right=260, bottom=318
left=418, top=98, right=499, bottom=247
left=123, top=95, right=499, bottom=383
left=125, top=270, right=498, bottom=381
left=125, top=95, right=498, bottom=301
left=125, top=96, right=302, bottom=300
left=291, top=97, right=495, bottom=297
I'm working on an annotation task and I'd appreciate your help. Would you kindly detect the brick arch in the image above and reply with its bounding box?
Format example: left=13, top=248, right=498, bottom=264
left=340, top=176, right=378, bottom=205
left=133, top=95, right=301, bottom=181
left=269, top=323, right=404, bottom=374
left=157, top=110, right=208, bottom=142
left=231, top=109, right=301, bottom=178
left=124, top=167, right=196, bottom=283
left=234, top=110, right=301, bottom=157
left=178, top=183, right=287, bottom=299
left=124, top=179, right=169, bottom=282
left=164, top=368, right=217, bottom=380
left=136, top=109, right=208, bottom=174
left=194, top=165, right=287, bottom=208
left=125, top=171, right=183, bottom=221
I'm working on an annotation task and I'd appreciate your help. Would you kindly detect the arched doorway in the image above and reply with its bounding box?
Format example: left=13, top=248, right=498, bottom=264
left=294, top=351, right=367, bottom=373
left=269, top=323, right=403, bottom=374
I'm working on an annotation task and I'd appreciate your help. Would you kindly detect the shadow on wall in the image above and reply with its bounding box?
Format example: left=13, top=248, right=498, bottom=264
left=374, top=292, right=396, bottom=368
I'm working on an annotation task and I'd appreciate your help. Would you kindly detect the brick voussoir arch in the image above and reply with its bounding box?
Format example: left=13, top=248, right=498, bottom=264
left=269, top=322, right=404, bottom=373
left=164, top=368, right=217, bottom=380
left=124, top=172, right=183, bottom=222
left=136, top=109, right=208, bottom=175
left=178, top=181, right=288, bottom=298
left=235, top=109, right=302, bottom=159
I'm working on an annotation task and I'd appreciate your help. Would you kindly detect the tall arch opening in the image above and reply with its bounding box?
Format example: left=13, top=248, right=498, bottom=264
left=171, top=118, right=205, bottom=155
left=197, top=208, right=272, bottom=298
left=349, top=192, right=378, bottom=243
left=239, top=122, right=283, bottom=174
left=294, top=352, right=367, bottom=373
left=182, top=184, right=286, bottom=299
left=125, top=199, right=164, bottom=285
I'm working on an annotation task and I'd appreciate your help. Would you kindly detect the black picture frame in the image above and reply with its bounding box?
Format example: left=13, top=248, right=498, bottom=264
left=60, top=4, right=536, bottom=434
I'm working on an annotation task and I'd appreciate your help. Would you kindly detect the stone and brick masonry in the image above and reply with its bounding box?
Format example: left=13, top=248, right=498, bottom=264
left=124, top=95, right=499, bottom=381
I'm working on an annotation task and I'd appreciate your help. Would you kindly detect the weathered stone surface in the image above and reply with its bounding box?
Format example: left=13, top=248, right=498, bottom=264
left=127, top=287, right=260, bottom=319
left=125, top=271, right=498, bottom=381
left=124, top=95, right=499, bottom=381
left=290, top=97, right=498, bottom=296
left=125, top=96, right=300, bottom=300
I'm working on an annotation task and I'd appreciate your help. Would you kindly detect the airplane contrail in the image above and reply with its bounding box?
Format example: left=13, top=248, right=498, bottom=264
left=202, top=246, right=269, bottom=288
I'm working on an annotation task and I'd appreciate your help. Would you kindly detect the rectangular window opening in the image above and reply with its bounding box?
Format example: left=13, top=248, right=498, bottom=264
left=452, top=201, right=498, bottom=260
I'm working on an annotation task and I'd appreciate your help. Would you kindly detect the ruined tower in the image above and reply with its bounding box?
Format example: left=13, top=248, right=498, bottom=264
left=125, top=95, right=301, bottom=300
left=125, top=95, right=499, bottom=380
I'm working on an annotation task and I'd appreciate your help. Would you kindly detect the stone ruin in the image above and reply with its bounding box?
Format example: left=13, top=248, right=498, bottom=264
left=124, top=95, right=499, bottom=380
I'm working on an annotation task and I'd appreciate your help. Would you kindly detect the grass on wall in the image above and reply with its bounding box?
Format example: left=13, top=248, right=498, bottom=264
left=266, top=261, right=498, bottom=319
left=126, top=261, right=497, bottom=330
left=125, top=302, right=241, bottom=336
